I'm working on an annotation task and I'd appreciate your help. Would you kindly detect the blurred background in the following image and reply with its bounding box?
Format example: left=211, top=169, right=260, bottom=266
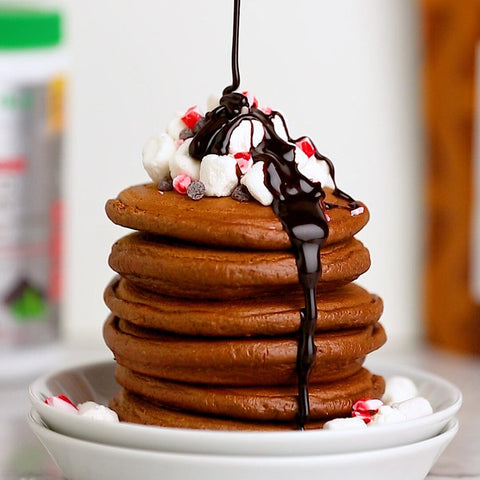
left=0, top=0, right=478, bottom=379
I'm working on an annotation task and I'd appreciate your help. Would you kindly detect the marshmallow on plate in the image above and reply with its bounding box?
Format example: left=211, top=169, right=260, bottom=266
left=323, top=417, right=368, bottom=431
left=382, top=376, right=419, bottom=405
left=392, top=397, right=433, bottom=420
left=77, top=402, right=119, bottom=423
left=369, top=405, right=407, bottom=425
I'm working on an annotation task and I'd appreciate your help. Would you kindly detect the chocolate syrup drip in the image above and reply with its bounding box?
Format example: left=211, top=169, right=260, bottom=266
left=190, top=0, right=357, bottom=429
left=223, top=0, right=241, bottom=95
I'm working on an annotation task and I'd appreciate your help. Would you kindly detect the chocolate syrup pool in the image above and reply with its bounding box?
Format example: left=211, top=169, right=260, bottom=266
left=190, top=0, right=355, bottom=429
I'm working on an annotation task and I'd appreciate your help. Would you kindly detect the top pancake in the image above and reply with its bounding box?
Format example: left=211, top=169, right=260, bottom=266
left=105, top=184, right=369, bottom=250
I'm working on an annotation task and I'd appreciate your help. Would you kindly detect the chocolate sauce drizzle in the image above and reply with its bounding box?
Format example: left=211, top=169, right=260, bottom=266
left=191, top=0, right=357, bottom=429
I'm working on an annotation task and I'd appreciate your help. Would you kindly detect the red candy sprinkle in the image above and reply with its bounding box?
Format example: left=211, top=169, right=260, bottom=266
left=173, top=174, right=192, bottom=194
left=234, top=152, right=251, bottom=161
left=181, top=106, right=203, bottom=129
left=261, top=106, right=273, bottom=115
left=352, top=398, right=383, bottom=424
left=296, top=138, right=316, bottom=158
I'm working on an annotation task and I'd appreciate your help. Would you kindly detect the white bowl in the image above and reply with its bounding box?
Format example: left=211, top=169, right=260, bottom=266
left=29, top=360, right=462, bottom=456
left=28, top=409, right=458, bottom=480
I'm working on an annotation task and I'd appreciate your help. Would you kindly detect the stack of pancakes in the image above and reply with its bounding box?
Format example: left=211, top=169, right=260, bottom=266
left=103, top=183, right=386, bottom=430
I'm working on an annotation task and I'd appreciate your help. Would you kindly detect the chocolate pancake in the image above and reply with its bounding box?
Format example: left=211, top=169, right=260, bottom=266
left=111, top=369, right=385, bottom=430
left=103, top=315, right=386, bottom=386
left=113, top=366, right=385, bottom=424
left=105, top=184, right=369, bottom=250
left=108, top=232, right=371, bottom=300
left=104, top=277, right=383, bottom=336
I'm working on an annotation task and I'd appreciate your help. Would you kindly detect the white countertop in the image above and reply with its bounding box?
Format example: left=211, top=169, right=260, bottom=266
left=0, top=344, right=478, bottom=480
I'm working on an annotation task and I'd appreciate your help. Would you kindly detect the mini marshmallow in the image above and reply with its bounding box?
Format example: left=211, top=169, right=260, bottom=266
left=271, top=113, right=289, bottom=140
left=200, top=154, right=238, bottom=197
left=297, top=157, right=335, bottom=189
left=251, top=120, right=265, bottom=147
left=241, top=161, right=273, bottom=206
left=169, top=138, right=201, bottom=180
left=142, top=133, right=176, bottom=183
left=392, top=396, right=433, bottom=420
left=382, top=376, right=419, bottom=405
left=323, top=417, right=368, bottom=431
left=77, top=402, right=119, bottom=423
left=228, top=120, right=255, bottom=154
left=370, top=405, right=407, bottom=426
left=294, top=147, right=310, bottom=170
left=167, top=115, right=187, bottom=140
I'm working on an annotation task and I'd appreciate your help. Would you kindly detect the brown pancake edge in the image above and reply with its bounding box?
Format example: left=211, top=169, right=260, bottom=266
left=104, top=277, right=384, bottom=336
left=105, top=183, right=369, bottom=250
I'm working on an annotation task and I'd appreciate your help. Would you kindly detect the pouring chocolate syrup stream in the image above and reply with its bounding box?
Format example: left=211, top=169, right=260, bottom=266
left=190, top=0, right=356, bottom=429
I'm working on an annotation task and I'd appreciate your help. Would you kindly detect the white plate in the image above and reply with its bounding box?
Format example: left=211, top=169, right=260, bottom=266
left=29, top=360, right=461, bottom=456
left=29, top=409, right=458, bottom=480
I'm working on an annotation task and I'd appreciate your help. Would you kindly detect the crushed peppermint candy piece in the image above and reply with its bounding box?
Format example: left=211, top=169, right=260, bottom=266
left=173, top=174, right=192, bottom=194
left=296, top=138, right=316, bottom=158
left=45, top=395, right=78, bottom=414
left=260, top=106, right=273, bottom=115
left=325, top=213, right=331, bottom=222
left=350, top=206, right=365, bottom=217
left=187, top=181, right=206, bottom=201
left=352, top=398, right=384, bottom=424
left=234, top=152, right=253, bottom=174
left=181, top=105, right=203, bottom=130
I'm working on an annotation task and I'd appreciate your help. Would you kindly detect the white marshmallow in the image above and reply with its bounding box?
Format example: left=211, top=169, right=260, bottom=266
left=167, top=115, right=187, bottom=140
left=370, top=405, right=407, bottom=426
left=207, top=93, right=221, bottom=111
left=241, top=161, right=273, bottom=206
left=169, top=138, right=201, bottom=180
left=77, top=402, right=119, bottom=423
left=251, top=120, right=265, bottom=147
left=392, top=397, right=433, bottom=420
left=297, top=157, right=335, bottom=189
left=200, top=154, right=238, bottom=197
left=294, top=147, right=310, bottom=169
left=142, top=133, right=176, bottom=183
left=272, top=113, right=289, bottom=140
left=323, top=417, right=368, bottom=431
left=382, top=376, right=419, bottom=405
left=228, top=120, right=255, bottom=154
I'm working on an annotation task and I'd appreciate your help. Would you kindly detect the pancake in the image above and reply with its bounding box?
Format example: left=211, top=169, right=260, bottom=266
left=103, top=315, right=386, bottom=386
left=104, top=278, right=383, bottom=336
left=105, top=184, right=369, bottom=250
left=112, top=367, right=386, bottom=425
left=108, top=232, right=371, bottom=299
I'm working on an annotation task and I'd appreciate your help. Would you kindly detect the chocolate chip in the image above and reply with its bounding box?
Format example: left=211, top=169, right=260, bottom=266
left=231, top=184, right=252, bottom=202
left=193, top=117, right=207, bottom=134
left=158, top=178, right=173, bottom=192
left=179, top=128, right=194, bottom=140
left=187, top=181, right=206, bottom=201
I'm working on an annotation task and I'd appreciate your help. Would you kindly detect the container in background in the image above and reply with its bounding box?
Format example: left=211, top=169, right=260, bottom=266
left=421, top=0, right=480, bottom=355
left=0, top=7, right=66, bottom=379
